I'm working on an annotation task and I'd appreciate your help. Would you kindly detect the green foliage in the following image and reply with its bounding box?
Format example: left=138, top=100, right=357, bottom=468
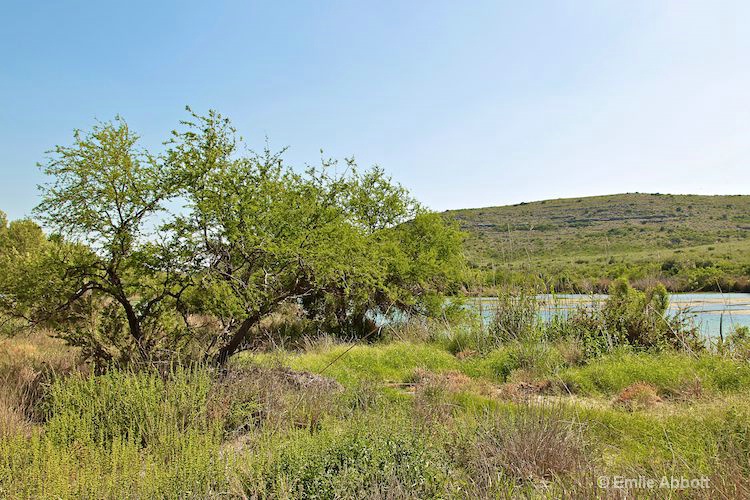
left=603, top=278, right=668, bottom=346
left=0, top=109, right=465, bottom=366
left=448, top=193, right=750, bottom=293
left=44, top=366, right=215, bottom=449
left=3, top=336, right=750, bottom=498
left=0, top=214, right=91, bottom=338
left=0, top=366, right=229, bottom=499
left=551, top=279, right=703, bottom=355
left=720, top=325, right=750, bottom=360
left=248, top=341, right=461, bottom=387
left=559, top=350, right=750, bottom=396
left=166, top=108, right=465, bottom=362
left=241, top=415, right=451, bottom=498
left=2, top=119, right=191, bottom=365
left=0, top=215, right=45, bottom=254
left=443, top=290, right=543, bottom=355
left=444, top=282, right=701, bottom=363
left=487, top=290, right=540, bottom=344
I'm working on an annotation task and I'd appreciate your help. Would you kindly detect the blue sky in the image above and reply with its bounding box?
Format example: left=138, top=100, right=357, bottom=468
left=1, top=1, right=749, bottom=220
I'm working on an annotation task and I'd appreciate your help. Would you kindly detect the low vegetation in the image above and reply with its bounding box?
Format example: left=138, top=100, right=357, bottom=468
left=2, top=287, right=750, bottom=498
left=447, top=193, right=750, bottom=292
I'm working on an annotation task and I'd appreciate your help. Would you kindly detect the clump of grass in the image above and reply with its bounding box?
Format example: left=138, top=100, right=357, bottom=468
left=459, top=347, right=516, bottom=382
left=613, top=382, right=662, bottom=411
left=707, top=410, right=750, bottom=498
left=343, top=378, right=384, bottom=413
left=413, top=376, right=455, bottom=426
left=0, top=386, right=30, bottom=438
left=0, top=330, right=85, bottom=438
left=671, top=376, right=704, bottom=402
left=554, top=337, right=585, bottom=366
left=208, top=365, right=343, bottom=437
left=507, top=340, right=566, bottom=378
left=487, top=290, right=540, bottom=344
left=408, top=369, right=477, bottom=426
left=461, top=403, right=593, bottom=495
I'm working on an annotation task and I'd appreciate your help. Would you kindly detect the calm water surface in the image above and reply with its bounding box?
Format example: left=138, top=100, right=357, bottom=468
left=474, top=293, right=750, bottom=338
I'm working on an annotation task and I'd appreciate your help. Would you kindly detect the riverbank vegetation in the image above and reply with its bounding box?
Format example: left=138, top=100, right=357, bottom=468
left=0, top=109, right=465, bottom=368
left=2, top=287, right=750, bottom=498
left=2, top=111, right=750, bottom=498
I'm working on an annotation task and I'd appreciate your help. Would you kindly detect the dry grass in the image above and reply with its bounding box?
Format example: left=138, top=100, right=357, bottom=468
left=464, top=403, right=593, bottom=495
left=496, top=379, right=555, bottom=402
left=672, top=376, right=704, bottom=402
left=455, top=348, right=478, bottom=360
left=408, top=368, right=495, bottom=425
left=555, top=338, right=585, bottom=367
left=0, top=385, right=31, bottom=438
left=409, top=367, right=472, bottom=393
left=0, top=330, right=84, bottom=437
left=705, top=446, right=750, bottom=499
left=411, top=375, right=458, bottom=426
left=208, top=365, right=343, bottom=438
left=613, top=382, right=662, bottom=411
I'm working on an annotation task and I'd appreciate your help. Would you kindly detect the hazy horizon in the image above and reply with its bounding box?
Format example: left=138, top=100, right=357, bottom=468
left=441, top=191, right=750, bottom=212
left=2, top=1, right=749, bottom=220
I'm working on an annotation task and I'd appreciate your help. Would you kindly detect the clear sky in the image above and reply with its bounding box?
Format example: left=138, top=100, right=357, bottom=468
left=1, top=1, right=749, bottom=220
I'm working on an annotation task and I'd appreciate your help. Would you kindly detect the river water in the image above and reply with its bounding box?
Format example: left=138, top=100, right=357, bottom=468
left=474, top=293, right=750, bottom=338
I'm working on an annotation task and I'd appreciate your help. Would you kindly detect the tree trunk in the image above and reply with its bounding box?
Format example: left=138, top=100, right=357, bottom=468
left=214, top=312, right=262, bottom=365
left=213, top=294, right=294, bottom=365
left=115, top=295, right=148, bottom=361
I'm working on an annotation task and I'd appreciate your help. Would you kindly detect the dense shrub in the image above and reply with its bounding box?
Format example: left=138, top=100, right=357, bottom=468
left=553, top=280, right=703, bottom=355
left=44, top=367, right=215, bottom=448
left=722, top=325, right=750, bottom=360
left=240, top=415, right=453, bottom=498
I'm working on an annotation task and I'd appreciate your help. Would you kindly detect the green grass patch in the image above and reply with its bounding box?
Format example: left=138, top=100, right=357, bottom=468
left=242, top=340, right=574, bottom=387
left=558, top=350, right=750, bottom=396
left=241, top=342, right=461, bottom=386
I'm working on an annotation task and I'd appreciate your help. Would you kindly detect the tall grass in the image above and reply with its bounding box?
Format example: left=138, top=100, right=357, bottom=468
left=44, top=366, right=216, bottom=448
left=2, top=310, right=750, bottom=498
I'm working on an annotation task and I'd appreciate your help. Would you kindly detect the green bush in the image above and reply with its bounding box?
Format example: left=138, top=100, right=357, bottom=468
left=723, top=325, right=750, bottom=360
left=550, top=280, right=703, bottom=356
left=0, top=429, right=230, bottom=498
left=44, top=366, right=215, bottom=449
left=241, top=415, right=453, bottom=498
left=0, top=366, right=231, bottom=498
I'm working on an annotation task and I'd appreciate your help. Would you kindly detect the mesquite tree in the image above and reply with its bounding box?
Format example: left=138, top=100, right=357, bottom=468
left=29, top=119, right=188, bottom=363
left=169, top=110, right=465, bottom=363
left=0, top=109, right=465, bottom=366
